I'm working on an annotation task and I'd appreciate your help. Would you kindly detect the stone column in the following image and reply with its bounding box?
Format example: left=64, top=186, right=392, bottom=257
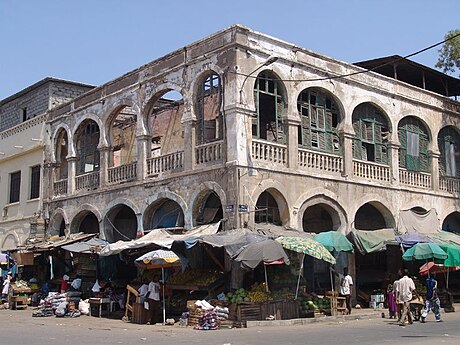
left=136, top=134, right=150, bottom=181
left=99, top=146, right=110, bottom=186
left=388, top=142, right=400, bottom=185
left=340, top=130, right=355, bottom=178
left=286, top=118, right=300, bottom=169
left=430, top=150, right=440, bottom=191
left=67, top=156, right=77, bottom=194
left=183, top=118, right=196, bottom=171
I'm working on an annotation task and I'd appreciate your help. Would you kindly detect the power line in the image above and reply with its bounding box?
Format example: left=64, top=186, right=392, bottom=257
left=230, top=32, right=460, bottom=83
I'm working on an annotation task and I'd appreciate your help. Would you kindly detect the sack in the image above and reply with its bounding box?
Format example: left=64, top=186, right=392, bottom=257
left=78, top=299, right=90, bottom=315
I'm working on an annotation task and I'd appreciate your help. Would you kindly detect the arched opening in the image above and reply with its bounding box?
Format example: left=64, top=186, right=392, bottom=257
left=352, top=103, right=390, bottom=164
left=75, top=119, right=100, bottom=175
left=438, top=126, right=460, bottom=178
left=255, top=190, right=283, bottom=225
left=104, top=205, right=138, bottom=243
left=2, top=234, right=18, bottom=250
left=253, top=71, right=286, bottom=143
left=297, top=88, right=341, bottom=155
left=398, top=116, right=430, bottom=172
left=302, top=204, right=339, bottom=233
left=148, top=90, right=185, bottom=158
left=411, top=206, right=427, bottom=214
left=193, top=191, right=223, bottom=226
left=49, top=214, right=67, bottom=237
left=354, top=203, right=391, bottom=230
left=143, top=198, right=184, bottom=231
left=108, top=105, right=137, bottom=168
left=55, top=129, right=69, bottom=180
left=195, top=72, right=222, bottom=144
left=71, top=211, right=100, bottom=234
left=442, top=212, right=460, bottom=234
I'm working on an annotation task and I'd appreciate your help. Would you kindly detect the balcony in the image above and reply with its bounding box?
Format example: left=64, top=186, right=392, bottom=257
left=353, top=160, right=391, bottom=183
left=53, top=179, right=68, bottom=196
left=108, top=162, right=137, bottom=184
left=440, top=176, right=460, bottom=194
left=75, top=171, right=100, bottom=191
left=298, top=148, right=342, bottom=174
left=252, top=139, right=287, bottom=166
left=399, top=169, right=431, bottom=189
left=147, top=151, right=184, bottom=177
left=196, top=141, right=223, bottom=166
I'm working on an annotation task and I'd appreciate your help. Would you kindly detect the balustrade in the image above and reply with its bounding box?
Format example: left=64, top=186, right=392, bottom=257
left=196, top=141, right=223, bottom=165
left=298, top=148, right=342, bottom=173
left=440, top=176, right=460, bottom=193
left=399, top=169, right=431, bottom=189
left=108, top=162, right=137, bottom=184
left=252, top=139, right=287, bottom=166
left=353, top=160, right=391, bottom=182
left=147, top=151, right=184, bottom=176
left=53, top=179, right=68, bottom=196
left=75, top=171, right=100, bottom=191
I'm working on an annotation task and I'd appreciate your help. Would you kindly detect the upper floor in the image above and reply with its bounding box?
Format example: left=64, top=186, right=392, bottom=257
left=43, top=25, right=460, bottom=202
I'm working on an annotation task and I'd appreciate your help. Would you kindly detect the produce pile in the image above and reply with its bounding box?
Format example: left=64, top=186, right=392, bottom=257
left=226, top=283, right=272, bottom=303
left=297, top=294, right=331, bottom=317
left=168, top=269, right=221, bottom=287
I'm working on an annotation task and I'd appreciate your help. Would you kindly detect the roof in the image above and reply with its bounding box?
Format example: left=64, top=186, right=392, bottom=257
left=14, top=232, right=97, bottom=253
left=354, top=55, right=460, bottom=97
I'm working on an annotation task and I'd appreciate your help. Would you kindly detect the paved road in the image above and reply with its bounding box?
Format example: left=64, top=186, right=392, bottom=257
left=0, top=308, right=459, bottom=345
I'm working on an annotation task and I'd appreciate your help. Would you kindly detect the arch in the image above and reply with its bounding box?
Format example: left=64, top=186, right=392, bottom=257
left=348, top=97, right=394, bottom=134
left=252, top=70, right=288, bottom=143
left=352, top=102, right=391, bottom=164
left=143, top=198, right=185, bottom=231
left=49, top=208, right=69, bottom=236
left=103, top=204, right=138, bottom=243
left=297, top=87, right=343, bottom=155
left=53, top=127, right=70, bottom=180
left=253, top=188, right=289, bottom=226
left=297, top=194, right=347, bottom=234
left=142, top=191, right=188, bottom=230
left=189, top=181, right=227, bottom=226
left=51, top=124, right=72, bottom=161
left=73, top=118, right=101, bottom=175
left=353, top=201, right=396, bottom=230
left=397, top=115, right=432, bottom=173
left=441, top=211, right=460, bottom=234
left=1, top=232, right=20, bottom=250
left=437, top=125, right=460, bottom=177
left=70, top=207, right=101, bottom=235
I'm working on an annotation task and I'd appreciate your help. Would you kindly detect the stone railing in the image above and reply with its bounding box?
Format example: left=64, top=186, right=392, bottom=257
left=147, top=151, right=184, bottom=176
left=252, top=139, right=287, bottom=166
left=399, top=169, right=431, bottom=189
left=1, top=113, right=46, bottom=139
left=440, top=176, right=460, bottom=193
left=353, top=160, right=391, bottom=183
left=75, top=171, right=100, bottom=191
left=195, top=141, right=223, bottom=165
left=298, top=148, right=342, bottom=173
left=108, top=162, right=137, bottom=184
left=53, top=179, right=68, bottom=196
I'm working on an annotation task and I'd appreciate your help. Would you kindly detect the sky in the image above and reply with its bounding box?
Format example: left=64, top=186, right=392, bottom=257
left=1, top=0, right=459, bottom=100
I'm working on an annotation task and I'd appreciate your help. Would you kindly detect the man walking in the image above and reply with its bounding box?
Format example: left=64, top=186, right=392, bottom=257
left=340, top=268, right=353, bottom=315
left=421, top=273, right=442, bottom=323
left=396, top=269, right=417, bottom=325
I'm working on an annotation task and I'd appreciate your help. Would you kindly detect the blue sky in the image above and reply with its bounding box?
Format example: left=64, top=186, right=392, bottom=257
left=1, top=0, right=459, bottom=100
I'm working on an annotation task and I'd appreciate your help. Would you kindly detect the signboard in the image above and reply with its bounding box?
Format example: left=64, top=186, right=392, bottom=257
left=238, top=204, right=249, bottom=213
left=226, top=204, right=234, bottom=213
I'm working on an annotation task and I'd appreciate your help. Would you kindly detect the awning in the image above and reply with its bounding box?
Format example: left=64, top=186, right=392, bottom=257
left=14, top=233, right=97, bottom=253
left=350, top=228, right=397, bottom=254
left=61, top=238, right=108, bottom=254
left=398, top=209, right=440, bottom=234
left=99, top=222, right=220, bottom=256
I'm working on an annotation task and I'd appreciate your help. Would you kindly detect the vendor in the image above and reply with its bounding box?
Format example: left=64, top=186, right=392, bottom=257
left=147, top=275, right=161, bottom=324
left=60, top=274, right=70, bottom=293
left=1, top=272, right=12, bottom=303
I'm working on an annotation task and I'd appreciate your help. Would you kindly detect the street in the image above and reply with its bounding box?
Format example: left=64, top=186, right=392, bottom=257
left=0, top=308, right=459, bottom=345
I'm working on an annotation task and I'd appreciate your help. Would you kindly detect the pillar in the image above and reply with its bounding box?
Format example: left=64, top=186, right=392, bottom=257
left=340, top=130, right=354, bottom=178
left=286, top=118, right=300, bottom=169
left=136, top=134, right=150, bottom=181
left=99, top=146, right=110, bottom=186
left=183, top=118, right=196, bottom=171
left=388, top=142, right=400, bottom=185
left=430, top=150, right=440, bottom=191
left=67, top=156, right=77, bottom=194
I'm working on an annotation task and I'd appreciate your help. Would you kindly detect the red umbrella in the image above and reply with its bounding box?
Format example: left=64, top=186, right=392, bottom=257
left=419, top=261, right=460, bottom=276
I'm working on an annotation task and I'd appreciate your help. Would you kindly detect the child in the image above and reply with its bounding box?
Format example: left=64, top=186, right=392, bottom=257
left=387, top=283, right=397, bottom=319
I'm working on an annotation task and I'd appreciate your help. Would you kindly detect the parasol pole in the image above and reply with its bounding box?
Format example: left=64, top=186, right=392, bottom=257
left=264, top=264, right=269, bottom=292
left=162, top=267, right=166, bottom=325
left=295, top=253, right=305, bottom=300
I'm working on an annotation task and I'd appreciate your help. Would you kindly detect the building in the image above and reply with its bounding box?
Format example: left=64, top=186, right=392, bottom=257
left=0, top=78, right=94, bottom=250
left=42, top=25, right=460, bottom=291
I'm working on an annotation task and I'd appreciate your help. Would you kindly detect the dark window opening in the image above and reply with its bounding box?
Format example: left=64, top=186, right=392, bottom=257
left=255, top=191, right=281, bottom=225
left=22, top=107, right=28, bottom=122
left=76, top=121, right=100, bottom=175
left=196, top=73, right=222, bottom=144
left=30, top=165, right=40, bottom=199
left=355, top=203, right=387, bottom=230
left=438, top=126, right=460, bottom=178
left=9, top=171, right=21, bottom=203
left=302, top=205, right=334, bottom=233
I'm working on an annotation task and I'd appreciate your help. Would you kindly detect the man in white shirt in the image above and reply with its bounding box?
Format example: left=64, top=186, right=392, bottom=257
left=147, top=275, right=161, bottom=324
left=339, top=268, right=353, bottom=315
left=1, top=272, right=12, bottom=303
left=395, top=269, right=417, bottom=325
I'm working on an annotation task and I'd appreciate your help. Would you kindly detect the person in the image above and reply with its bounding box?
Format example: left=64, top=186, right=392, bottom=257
left=393, top=270, right=403, bottom=322
left=387, top=281, right=397, bottom=319
left=69, top=276, right=82, bottom=291
left=395, top=269, right=417, bottom=325
left=60, top=274, right=70, bottom=293
left=339, top=268, right=353, bottom=315
left=138, top=279, right=149, bottom=304
left=147, top=274, right=161, bottom=324
left=1, top=272, right=12, bottom=303
left=421, top=273, right=442, bottom=323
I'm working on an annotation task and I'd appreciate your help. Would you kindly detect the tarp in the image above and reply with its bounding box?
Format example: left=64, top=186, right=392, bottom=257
left=313, top=231, right=353, bottom=253
left=99, top=222, right=220, bottom=256
left=398, top=209, right=440, bottom=234
left=13, top=233, right=97, bottom=253
left=350, top=228, right=397, bottom=254
left=429, top=231, right=460, bottom=247
left=61, top=238, right=108, bottom=254
left=234, top=239, right=290, bottom=269
left=396, top=232, right=432, bottom=247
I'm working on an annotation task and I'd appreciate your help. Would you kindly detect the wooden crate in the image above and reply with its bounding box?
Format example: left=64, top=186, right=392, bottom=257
left=260, top=301, right=299, bottom=320
left=235, top=303, right=261, bottom=322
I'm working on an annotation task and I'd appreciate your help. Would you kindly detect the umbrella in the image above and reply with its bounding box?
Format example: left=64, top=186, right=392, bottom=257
left=438, top=243, right=460, bottom=289
left=276, top=236, right=335, bottom=299
left=314, top=231, right=354, bottom=253
left=396, top=233, right=432, bottom=247
left=135, top=249, right=181, bottom=324
left=419, top=261, right=460, bottom=276
left=402, top=242, right=448, bottom=262
left=234, top=239, right=289, bottom=292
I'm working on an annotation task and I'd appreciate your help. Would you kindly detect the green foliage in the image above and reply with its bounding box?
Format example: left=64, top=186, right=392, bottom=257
left=436, top=29, right=460, bottom=76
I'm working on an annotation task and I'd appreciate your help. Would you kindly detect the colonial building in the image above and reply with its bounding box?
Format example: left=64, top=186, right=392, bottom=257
left=0, top=78, right=94, bottom=249
left=42, top=25, right=460, bottom=288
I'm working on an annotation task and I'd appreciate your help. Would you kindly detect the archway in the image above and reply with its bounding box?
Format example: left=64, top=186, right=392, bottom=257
left=104, top=205, right=138, bottom=243
left=75, top=119, right=100, bottom=175
left=70, top=211, right=100, bottom=234
left=354, top=202, right=394, bottom=230
left=255, top=190, right=286, bottom=226
left=55, top=128, right=69, bottom=180
left=193, top=191, right=223, bottom=226
left=49, top=213, right=67, bottom=237
left=143, top=198, right=185, bottom=231
left=302, top=204, right=340, bottom=233
left=107, top=105, right=137, bottom=168
left=442, top=212, right=460, bottom=234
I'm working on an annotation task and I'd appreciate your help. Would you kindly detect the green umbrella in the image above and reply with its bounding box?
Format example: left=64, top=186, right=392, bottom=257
left=438, top=243, right=460, bottom=267
left=314, top=231, right=354, bottom=253
left=402, top=242, right=448, bottom=262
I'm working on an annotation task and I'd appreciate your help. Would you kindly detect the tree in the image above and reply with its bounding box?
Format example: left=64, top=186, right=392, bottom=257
left=436, top=29, right=460, bottom=76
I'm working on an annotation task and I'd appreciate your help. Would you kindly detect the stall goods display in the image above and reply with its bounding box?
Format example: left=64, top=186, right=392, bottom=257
left=226, top=283, right=272, bottom=303
left=194, top=309, right=218, bottom=330
left=32, top=291, right=83, bottom=317
left=271, top=272, right=305, bottom=286
left=168, top=270, right=221, bottom=287
left=297, top=294, right=331, bottom=317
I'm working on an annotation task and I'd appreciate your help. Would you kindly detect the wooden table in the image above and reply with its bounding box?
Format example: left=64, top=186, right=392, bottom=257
left=89, top=297, right=111, bottom=317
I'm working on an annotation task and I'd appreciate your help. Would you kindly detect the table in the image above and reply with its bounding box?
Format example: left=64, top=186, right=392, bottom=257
left=89, top=297, right=111, bottom=317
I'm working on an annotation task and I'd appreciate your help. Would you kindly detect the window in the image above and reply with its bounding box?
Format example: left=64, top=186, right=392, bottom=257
left=76, top=120, right=100, bottom=175
left=196, top=73, right=222, bottom=144
left=21, top=107, right=28, bottom=122
left=30, top=165, right=40, bottom=199
left=398, top=117, right=430, bottom=172
left=438, top=127, right=460, bottom=177
left=9, top=171, right=21, bottom=203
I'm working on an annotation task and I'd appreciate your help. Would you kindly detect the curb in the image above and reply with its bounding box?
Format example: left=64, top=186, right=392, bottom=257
left=246, top=312, right=381, bottom=328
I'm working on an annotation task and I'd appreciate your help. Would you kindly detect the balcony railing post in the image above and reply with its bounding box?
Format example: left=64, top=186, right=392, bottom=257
left=430, top=150, right=440, bottom=191
left=388, top=142, right=400, bottom=186
left=340, top=130, right=354, bottom=178
left=67, top=156, right=77, bottom=195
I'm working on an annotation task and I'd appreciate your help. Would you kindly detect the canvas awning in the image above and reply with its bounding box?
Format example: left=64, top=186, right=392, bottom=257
left=350, top=228, right=397, bottom=254
left=61, top=238, right=108, bottom=254
left=13, top=233, right=97, bottom=253
left=398, top=209, right=440, bottom=234
left=99, top=222, right=220, bottom=256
